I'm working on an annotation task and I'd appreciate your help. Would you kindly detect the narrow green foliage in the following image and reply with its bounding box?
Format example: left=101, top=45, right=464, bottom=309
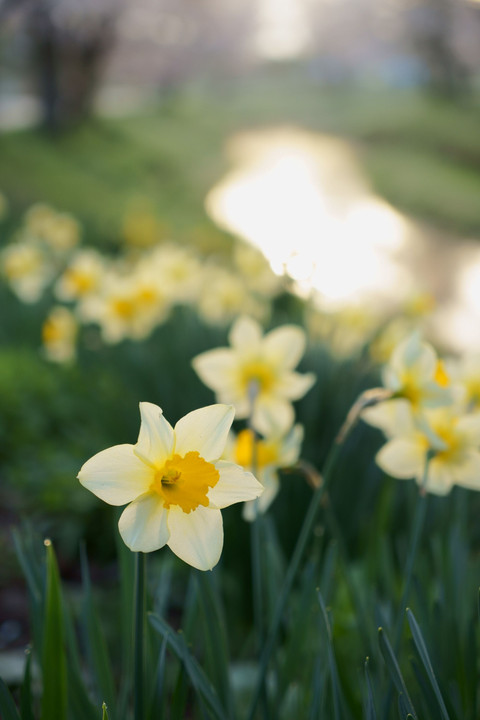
left=149, top=612, right=227, bottom=720
left=0, top=676, right=21, bottom=720
left=147, top=636, right=168, bottom=720
left=63, top=603, right=99, bottom=720
left=40, top=541, right=68, bottom=720
left=80, top=546, right=117, bottom=714
left=378, top=627, right=416, bottom=719
left=102, top=701, right=110, bottom=719
left=364, top=657, right=377, bottom=720
left=196, top=571, right=234, bottom=719
left=317, top=590, right=342, bottom=720
left=20, top=649, right=35, bottom=720
left=406, top=609, right=451, bottom=720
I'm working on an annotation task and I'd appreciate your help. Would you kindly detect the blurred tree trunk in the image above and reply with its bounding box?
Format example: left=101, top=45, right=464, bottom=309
left=26, top=1, right=117, bottom=132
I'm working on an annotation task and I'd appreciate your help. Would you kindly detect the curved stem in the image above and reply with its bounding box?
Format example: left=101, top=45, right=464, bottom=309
left=134, top=552, right=146, bottom=720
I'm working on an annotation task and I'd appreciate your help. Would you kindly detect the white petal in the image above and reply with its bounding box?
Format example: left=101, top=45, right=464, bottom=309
left=134, top=402, right=174, bottom=467
left=192, top=349, right=237, bottom=394
left=278, top=424, right=304, bottom=466
left=263, top=325, right=307, bottom=369
left=242, top=467, right=280, bottom=521
left=78, top=444, right=152, bottom=505
left=167, top=505, right=223, bottom=570
left=118, top=493, right=170, bottom=552
left=174, top=404, right=234, bottom=461
left=361, top=398, right=416, bottom=439
left=208, top=461, right=263, bottom=508
left=425, top=460, right=453, bottom=495
left=376, top=438, right=425, bottom=479
left=457, top=413, right=480, bottom=446
left=451, top=450, right=480, bottom=491
left=276, top=371, right=316, bottom=400
left=229, top=315, right=262, bottom=350
left=253, top=397, right=294, bottom=436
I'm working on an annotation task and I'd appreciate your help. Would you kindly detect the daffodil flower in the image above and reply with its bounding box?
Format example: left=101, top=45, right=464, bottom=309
left=371, top=401, right=480, bottom=495
left=225, top=422, right=304, bottom=521
left=78, top=403, right=263, bottom=570
left=192, top=316, right=316, bottom=435
left=382, top=331, right=452, bottom=409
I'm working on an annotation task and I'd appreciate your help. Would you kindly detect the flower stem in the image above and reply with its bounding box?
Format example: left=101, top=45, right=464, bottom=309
left=134, top=552, right=146, bottom=720
left=393, top=458, right=430, bottom=653
left=247, top=414, right=354, bottom=720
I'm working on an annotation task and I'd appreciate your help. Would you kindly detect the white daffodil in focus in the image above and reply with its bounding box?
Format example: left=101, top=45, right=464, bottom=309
left=78, top=403, right=263, bottom=570
left=192, top=316, right=315, bottom=435
left=226, top=423, right=304, bottom=521
left=370, top=400, right=480, bottom=495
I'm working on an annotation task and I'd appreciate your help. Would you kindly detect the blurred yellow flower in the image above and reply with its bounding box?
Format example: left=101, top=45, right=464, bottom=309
left=192, top=315, right=316, bottom=434
left=42, top=306, right=78, bottom=363
left=78, top=403, right=262, bottom=570
left=197, top=266, right=267, bottom=326
left=226, top=422, right=303, bottom=521
left=373, top=401, right=480, bottom=495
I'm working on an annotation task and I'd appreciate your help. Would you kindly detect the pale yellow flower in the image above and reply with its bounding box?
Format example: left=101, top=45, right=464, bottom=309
left=78, top=403, right=263, bottom=570
left=140, top=244, right=202, bottom=305
left=81, top=267, right=170, bottom=343
left=192, top=315, right=316, bottom=434
left=1, top=239, right=53, bottom=303
left=374, top=401, right=480, bottom=495
left=42, top=306, right=78, bottom=363
left=225, top=422, right=303, bottom=521
left=55, top=249, right=105, bottom=303
left=233, top=241, right=283, bottom=298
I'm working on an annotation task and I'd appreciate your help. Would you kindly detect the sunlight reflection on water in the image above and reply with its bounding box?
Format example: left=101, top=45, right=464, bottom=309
left=205, top=127, right=480, bottom=354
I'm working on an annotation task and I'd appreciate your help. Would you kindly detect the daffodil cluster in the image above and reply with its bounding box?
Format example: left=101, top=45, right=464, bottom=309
left=362, top=332, right=480, bottom=495
left=193, top=315, right=315, bottom=518
left=1, top=198, right=286, bottom=362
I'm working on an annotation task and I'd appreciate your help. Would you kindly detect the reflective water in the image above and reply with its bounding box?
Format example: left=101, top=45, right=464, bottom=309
left=206, top=127, right=480, bottom=354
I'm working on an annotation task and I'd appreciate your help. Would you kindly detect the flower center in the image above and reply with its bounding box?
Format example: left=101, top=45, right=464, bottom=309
left=240, top=360, right=275, bottom=396
left=434, top=360, right=449, bottom=388
left=112, top=297, right=136, bottom=319
left=150, top=451, right=220, bottom=513
left=235, top=429, right=277, bottom=470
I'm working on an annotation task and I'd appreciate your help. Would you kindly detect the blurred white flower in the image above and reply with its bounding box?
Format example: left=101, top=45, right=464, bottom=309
left=1, top=239, right=54, bottom=303
left=42, top=306, right=78, bottom=363
left=193, top=315, right=315, bottom=434
left=225, top=422, right=303, bottom=521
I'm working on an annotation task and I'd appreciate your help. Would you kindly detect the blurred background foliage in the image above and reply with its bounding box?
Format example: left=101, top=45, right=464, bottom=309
left=1, top=0, right=480, bottom=716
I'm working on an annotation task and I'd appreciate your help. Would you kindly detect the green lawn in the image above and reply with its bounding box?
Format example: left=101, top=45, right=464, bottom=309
left=1, top=67, right=480, bottom=238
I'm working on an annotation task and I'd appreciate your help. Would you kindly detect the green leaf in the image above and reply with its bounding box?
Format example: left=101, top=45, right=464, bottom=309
left=149, top=612, right=226, bottom=720
left=80, top=546, right=116, bottom=713
left=0, top=677, right=20, bottom=720
left=406, top=608, right=451, bottom=720
left=378, top=627, right=416, bottom=719
left=40, top=540, right=68, bottom=720
left=196, top=571, right=233, bottom=718
left=317, top=590, right=342, bottom=720
left=102, top=701, right=110, bottom=719
left=364, top=657, right=377, bottom=720
left=20, top=648, right=35, bottom=720
left=147, top=636, right=168, bottom=720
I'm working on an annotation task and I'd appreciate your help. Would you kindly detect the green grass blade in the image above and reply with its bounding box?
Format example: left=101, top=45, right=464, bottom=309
left=378, top=627, right=416, bottom=719
left=149, top=612, right=227, bottom=720
left=40, top=540, right=68, bottom=720
left=102, top=702, right=110, bottom=719
left=20, top=648, right=35, bottom=720
left=406, top=609, right=451, bottom=720
left=196, top=571, right=233, bottom=719
left=148, top=635, right=168, bottom=720
left=0, top=677, right=21, bottom=720
left=80, top=546, right=116, bottom=713
left=317, top=590, right=342, bottom=720
left=364, top=657, right=377, bottom=720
